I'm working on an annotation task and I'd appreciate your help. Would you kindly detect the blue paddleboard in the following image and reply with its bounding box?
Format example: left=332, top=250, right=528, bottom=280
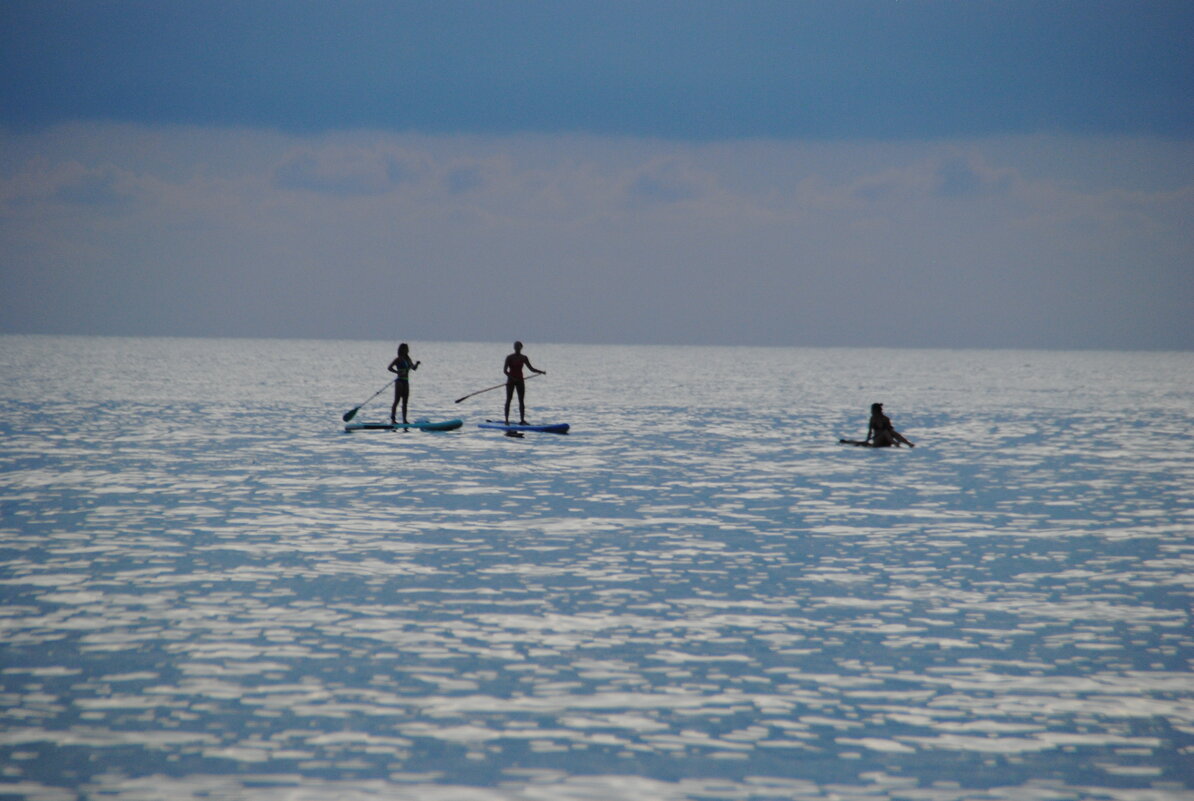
left=346, top=418, right=463, bottom=432
left=478, top=421, right=570, bottom=434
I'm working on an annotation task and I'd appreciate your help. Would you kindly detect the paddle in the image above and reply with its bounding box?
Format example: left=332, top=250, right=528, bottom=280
left=342, top=379, right=396, bottom=422
left=454, top=372, right=542, bottom=404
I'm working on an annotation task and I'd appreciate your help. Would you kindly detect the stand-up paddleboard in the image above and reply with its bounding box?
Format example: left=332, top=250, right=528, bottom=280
left=479, top=421, right=570, bottom=434
left=346, top=418, right=463, bottom=432
left=839, top=438, right=908, bottom=448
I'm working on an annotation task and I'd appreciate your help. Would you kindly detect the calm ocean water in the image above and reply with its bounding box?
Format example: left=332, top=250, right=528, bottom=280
left=1, top=335, right=1192, bottom=801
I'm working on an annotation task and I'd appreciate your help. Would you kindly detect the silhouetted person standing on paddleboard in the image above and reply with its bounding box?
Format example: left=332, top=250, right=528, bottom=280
left=388, top=343, right=420, bottom=424
left=504, top=341, right=545, bottom=425
left=866, top=402, right=914, bottom=447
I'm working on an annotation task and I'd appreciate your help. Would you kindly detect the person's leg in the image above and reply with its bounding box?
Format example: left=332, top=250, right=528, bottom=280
left=504, top=382, right=515, bottom=424
left=516, top=381, right=527, bottom=424
left=391, top=385, right=401, bottom=424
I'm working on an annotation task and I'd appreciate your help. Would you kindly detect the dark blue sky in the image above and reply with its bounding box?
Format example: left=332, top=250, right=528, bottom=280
left=4, top=0, right=1192, bottom=140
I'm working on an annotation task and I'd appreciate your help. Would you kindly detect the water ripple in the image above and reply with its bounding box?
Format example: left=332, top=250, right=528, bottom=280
left=1, top=338, right=1191, bottom=800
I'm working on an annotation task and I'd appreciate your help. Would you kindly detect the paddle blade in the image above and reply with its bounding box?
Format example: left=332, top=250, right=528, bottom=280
left=342, top=407, right=360, bottom=422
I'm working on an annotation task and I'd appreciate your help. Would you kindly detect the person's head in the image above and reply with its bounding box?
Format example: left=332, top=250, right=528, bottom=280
left=513, top=341, right=523, bottom=352
left=398, top=343, right=409, bottom=357
left=871, top=403, right=883, bottom=414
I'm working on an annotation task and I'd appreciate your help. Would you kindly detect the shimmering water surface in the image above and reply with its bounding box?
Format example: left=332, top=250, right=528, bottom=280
left=1, top=336, right=1192, bottom=800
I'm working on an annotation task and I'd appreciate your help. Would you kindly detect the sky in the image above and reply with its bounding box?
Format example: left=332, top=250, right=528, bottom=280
left=1, top=0, right=1192, bottom=349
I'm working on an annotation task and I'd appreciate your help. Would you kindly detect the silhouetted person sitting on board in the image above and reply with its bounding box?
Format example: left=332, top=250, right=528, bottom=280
left=504, top=341, right=545, bottom=425
left=387, top=343, right=420, bottom=424
left=841, top=402, right=915, bottom=447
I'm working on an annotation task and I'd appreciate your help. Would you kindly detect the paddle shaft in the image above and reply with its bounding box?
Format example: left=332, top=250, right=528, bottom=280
left=454, top=371, right=542, bottom=404
left=342, top=378, right=397, bottom=422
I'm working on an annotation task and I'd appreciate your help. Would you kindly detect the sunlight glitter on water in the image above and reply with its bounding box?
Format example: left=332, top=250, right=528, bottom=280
left=1, top=336, right=1192, bottom=800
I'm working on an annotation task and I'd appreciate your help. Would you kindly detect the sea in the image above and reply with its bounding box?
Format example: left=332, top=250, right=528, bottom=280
left=1, top=335, right=1191, bottom=801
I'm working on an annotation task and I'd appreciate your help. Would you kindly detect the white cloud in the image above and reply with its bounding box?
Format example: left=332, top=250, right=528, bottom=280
left=273, top=147, right=424, bottom=196
left=1, top=124, right=1191, bottom=348
left=2, top=160, right=142, bottom=208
